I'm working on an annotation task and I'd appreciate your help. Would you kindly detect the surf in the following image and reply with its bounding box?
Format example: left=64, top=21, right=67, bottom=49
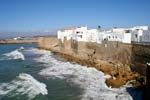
left=32, top=49, right=133, bottom=100
left=0, top=73, right=48, bottom=100
left=0, top=47, right=25, bottom=61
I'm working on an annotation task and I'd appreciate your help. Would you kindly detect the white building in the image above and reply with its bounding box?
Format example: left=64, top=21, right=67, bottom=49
left=103, top=27, right=132, bottom=43
left=123, top=33, right=132, bottom=43
left=131, top=30, right=143, bottom=42
left=131, top=26, right=149, bottom=31
left=131, top=26, right=150, bottom=43
left=58, top=26, right=100, bottom=43
left=73, top=26, right=88, bottom=42
left=57, top=27, right=75, bottom=42
left=142, top=30, right=150, bottom=42
left=87, top=29, right=99, bottom=42
left=112, top=28, right=130, bottom=33
left=57, top=25, right=150, bottom=44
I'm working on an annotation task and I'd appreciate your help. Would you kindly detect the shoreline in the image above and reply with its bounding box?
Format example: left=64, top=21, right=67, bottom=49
left=38, top=46, right=141, bottom=88
left=0, top=37, right=145, bottom=88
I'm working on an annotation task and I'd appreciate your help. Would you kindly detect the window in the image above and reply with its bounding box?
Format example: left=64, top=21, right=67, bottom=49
left=135, top=34, right=138, bottom=38
left=78, top=35, right=82, bottom=38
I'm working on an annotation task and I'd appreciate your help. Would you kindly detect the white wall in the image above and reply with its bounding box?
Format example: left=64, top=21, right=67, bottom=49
left=131, top=30, right=143, bottom=42
left=74, top=26, right=88, bottom=42
left=87, top=29, right=98, bottom=42
left=57, top=26, right=150, bottom=44
left=57, top=30, right=74, bottom=42
left=106, top=32, right=123, bottom=42
left=57, top=30, right=65, bottom=42
left=123, top=33, right=131, bottom=43
left=112, top=28, right=127, bottom=33
left=132, top=26, right=149, bottom=31
left=142, top=30, right=150, bottom=42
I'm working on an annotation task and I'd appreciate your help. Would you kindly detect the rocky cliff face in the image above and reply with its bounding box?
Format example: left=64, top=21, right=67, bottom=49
left=38, top=37, right=150, bottom=87
left=131, top=44, right=150, bottom=75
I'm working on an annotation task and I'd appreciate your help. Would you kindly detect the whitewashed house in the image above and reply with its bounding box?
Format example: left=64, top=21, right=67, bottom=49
left=131, top=26, right=149, bottom=31
left=106, top=32, right=123, bottom=42
left=131, top=26, right=150, bottom=43
left=123, top=33, right=132, bottom=43
left=73, top=26, right=88, bottom=42
left=71, top=26, right=100, bottom=43
left=87, top=29, right=99, bottom=42
left=57, top=25, right=150, bottom=44
left=142, top=30, right=150, bottom=43
left=131, top=30, right=143, bottom=42
left=102, top=28, right=132, bottom=43
left=57, top=27, right=75, bottom=42
left=57, top=26, right=99, bottom=43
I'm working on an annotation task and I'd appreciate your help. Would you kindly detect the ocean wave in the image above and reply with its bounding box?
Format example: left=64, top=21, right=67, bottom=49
left=0, top=73, right=48, bottom=100
left=26, top=48, right=55, bottom=66
left=34, top=49, right=132, bottom=100
left=0, top=47, right=25, bottom=61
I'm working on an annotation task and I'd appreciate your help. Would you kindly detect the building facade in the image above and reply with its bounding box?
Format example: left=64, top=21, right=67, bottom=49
left=57, top=26, right=150, bottom=44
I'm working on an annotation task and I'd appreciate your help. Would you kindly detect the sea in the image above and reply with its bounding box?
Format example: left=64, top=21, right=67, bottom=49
left=0, top=43, right=142, bottom=100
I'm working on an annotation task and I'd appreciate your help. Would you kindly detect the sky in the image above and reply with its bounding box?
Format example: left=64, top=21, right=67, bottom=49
left=0, top=0, right=150, bottom=32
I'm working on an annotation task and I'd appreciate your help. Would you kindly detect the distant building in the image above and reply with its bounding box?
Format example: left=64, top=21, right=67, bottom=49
left=57, top=27, right=75, bottom=42
left=73, top=26, right=88, bottom=42
left=131, top=26, right=150, bottom=43
left=142, top=30, right=150, bottom=43
left=131, top=26, right=149, bottom=31
left=57, top=25, right=150, bottom=44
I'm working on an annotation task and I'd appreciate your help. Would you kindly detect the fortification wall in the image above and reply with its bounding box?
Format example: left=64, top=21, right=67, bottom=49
left=131, top=44, right=150, bottom=75
left=37, top=37, right=150, bottom=87
left=37, top=37, right=150, bottom=76
left=38, top=37, right=58, bottom=49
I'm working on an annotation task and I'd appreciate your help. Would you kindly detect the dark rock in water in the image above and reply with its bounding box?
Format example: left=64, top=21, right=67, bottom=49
left=143, top=63, right=150, bottom=100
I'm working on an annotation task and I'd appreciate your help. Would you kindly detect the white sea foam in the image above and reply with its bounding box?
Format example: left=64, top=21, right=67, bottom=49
left=2, top=47, right=25, bottom=60
left=26, top=48, right=56, bottom=65
left=0, top=73, right=48, bottom=100
left=33, top=49, right=133, bottom=100
left=18, top=46, right=25, bottom=51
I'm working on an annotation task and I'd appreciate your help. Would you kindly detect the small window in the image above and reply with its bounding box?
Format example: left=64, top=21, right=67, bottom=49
left=78, top=35, right=82, bottom=38
left=135, top=34, right=138, bottom=38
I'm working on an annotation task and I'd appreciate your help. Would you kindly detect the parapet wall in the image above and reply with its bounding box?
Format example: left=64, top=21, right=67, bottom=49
left=38, top=37, right=58, bottom=49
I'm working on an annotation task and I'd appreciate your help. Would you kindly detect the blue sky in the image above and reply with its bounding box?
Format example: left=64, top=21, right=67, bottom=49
left=0, top=0, right=150, bottom=32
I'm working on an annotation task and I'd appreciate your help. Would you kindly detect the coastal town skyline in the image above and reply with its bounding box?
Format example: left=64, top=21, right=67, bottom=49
left=0, top=0, right=150, bottom=99
left=0, top=0, right=150, bottom=32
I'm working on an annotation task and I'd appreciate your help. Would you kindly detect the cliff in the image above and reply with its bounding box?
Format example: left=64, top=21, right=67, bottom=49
left=38, top=37, right=150, bottom=88
left=1, top=36, right=149, bottom=88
